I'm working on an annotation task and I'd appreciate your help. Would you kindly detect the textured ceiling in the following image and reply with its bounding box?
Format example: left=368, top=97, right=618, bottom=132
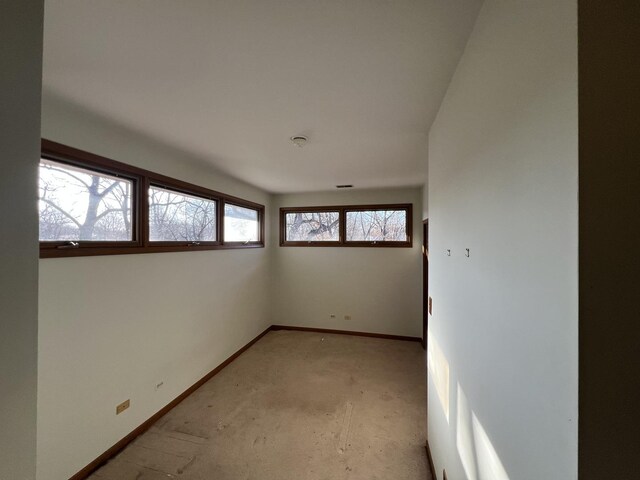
left=43, top=0, right=482, bottom=193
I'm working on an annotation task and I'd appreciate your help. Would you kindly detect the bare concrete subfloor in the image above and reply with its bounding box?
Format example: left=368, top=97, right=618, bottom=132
left=90, top=330, right=429, bottom=480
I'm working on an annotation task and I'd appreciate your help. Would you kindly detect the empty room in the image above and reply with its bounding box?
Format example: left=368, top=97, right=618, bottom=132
left=1, top=1, right=638, bottom=480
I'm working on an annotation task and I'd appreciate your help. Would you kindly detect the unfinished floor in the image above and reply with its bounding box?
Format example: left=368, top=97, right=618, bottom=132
left=89, top=330, right=429, bottom=480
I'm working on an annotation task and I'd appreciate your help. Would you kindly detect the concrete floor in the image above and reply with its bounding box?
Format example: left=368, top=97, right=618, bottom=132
left=90, top=330, right=429, bottom=480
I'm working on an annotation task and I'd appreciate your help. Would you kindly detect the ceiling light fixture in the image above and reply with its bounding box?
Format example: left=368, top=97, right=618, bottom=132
left=290, top=135, right=308, bottom=148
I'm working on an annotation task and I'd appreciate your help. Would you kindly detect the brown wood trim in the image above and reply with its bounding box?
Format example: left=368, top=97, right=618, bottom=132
left=147, top=182, right=221, bottom=247
left=40, top=243, right=265, bottom=258
left=68, top=325, right=272, bottom=480
left=279, top=204, right=413, bottom=248
left=279, top=206, right=342, bottom=246
left=280, top=204, right=411, bottom=212
left=426, top=439, right=437, bottom=480
left=40, top=139, right=265, bottom=258
left=221, top=199, right=265, bottom=246
left=39, top=147, right=144, bottom=252
left=422, top=218, right=429, bottom=350
left=140, top=175, right=150, bottom=248
left=279, top=241, right=344, bottom=247
left=270, top=325, right=421, bottom=342
left=340, top=241, right=412, bottom=248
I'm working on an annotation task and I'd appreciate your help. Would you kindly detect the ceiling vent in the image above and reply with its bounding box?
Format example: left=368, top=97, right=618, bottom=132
left=290, top=135, right=308, bottom=148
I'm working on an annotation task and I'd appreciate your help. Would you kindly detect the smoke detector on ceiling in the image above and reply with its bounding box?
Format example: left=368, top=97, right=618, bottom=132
left=290, top=135, right=308, bottom=148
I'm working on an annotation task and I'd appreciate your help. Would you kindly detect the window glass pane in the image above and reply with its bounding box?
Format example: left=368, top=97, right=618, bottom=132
left=39, top=159, right=133, bottom=241
left=149, top=186, right=216, bottom=242
left=285, top=211, right=340, bottom=241
left=346, top=210, right=408, bottom=241
left=224, top=204, right=259, bottom=242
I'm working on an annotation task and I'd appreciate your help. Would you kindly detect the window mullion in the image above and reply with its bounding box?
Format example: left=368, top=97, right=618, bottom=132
left=140, top=176, right=149, bottom=247
left=218, top=198, right=225, bottom=245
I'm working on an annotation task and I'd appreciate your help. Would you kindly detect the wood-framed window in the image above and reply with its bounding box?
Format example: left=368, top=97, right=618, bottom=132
left=280, top=208, right=341, bottom=246
left=39, top=139, right=265, bottom=258
left=147, top=183, right=219, bottom=247
left=223, top=201, right=264, bottom=246
left=279, top=204, right=412, bottom=247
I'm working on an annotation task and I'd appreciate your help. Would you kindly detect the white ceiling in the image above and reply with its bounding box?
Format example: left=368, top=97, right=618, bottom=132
left=42, top=0, right=482, bottom=193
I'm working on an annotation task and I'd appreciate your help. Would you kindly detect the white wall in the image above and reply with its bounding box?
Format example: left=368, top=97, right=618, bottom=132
left=272, top=188, right=423, bottom=337
left=37, top=95, right=273, bottom=480
left=427, top=1, right=578, bottom=479
left=0, top=2, right=43, bottom=479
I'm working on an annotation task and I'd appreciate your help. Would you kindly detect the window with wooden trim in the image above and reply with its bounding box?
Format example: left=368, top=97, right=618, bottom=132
left=283, top=210, right=341, bottom=244
left=223, top=202, right=261, bottom=244
left=39, top=139, right=265, bottom=257
left=279, top=204, right=412, bottom=247
left=148, top=185, right=218, bottom=244
left=345, top=208, right=409, bottom=244
left=39, top=158, right=137, bottom=243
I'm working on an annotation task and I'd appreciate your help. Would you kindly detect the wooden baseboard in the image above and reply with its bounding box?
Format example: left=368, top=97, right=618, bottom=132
left=425, top=439, right=437, bottom=480
left=271, top=324, right=422, bottom=342
left=69, top=324, right=418, bottom=479
left=69, top=325, right=272, bottom=480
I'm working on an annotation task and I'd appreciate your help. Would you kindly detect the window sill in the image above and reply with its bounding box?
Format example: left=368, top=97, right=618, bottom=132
left=40, top=243, right=265, bottom=258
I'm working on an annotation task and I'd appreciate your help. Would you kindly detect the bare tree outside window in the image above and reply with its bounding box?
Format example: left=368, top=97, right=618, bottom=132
left=148, top=186, right=216, bottom=242
left=346, top=210, right=407, bottom=241
left=285, top=211, right=340, bottom=241
left=38, top=159, right=133, bottom=241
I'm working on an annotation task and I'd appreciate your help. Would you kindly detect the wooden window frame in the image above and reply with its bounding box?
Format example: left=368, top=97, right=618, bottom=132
left=279, top=207, right=342, bottom=247
left=279, top=204, right=413, bottom=248
left=147, top=182, right=221, bottom=248
left=40, top=139, right=265, bottom=258
left=222, top=200, right=265, bottom=247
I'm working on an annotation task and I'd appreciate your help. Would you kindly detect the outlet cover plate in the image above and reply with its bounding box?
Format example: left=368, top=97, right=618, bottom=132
left=116, top=399, right=130, bottom=415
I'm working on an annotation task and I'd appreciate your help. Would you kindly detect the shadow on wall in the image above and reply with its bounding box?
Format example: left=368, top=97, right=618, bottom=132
left=428, top=329, right=510, bottom=480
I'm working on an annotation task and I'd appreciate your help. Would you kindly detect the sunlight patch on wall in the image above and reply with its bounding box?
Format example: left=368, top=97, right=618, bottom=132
left=473, top=413, right=510, bottom=480
left=457, top=383, right=510, bottom=480
left=427, top=329, right=450, bottom=422
left=457, top=384, right=478, bottom=480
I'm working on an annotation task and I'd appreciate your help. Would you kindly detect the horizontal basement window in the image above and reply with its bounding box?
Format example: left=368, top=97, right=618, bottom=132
left=345, top=209, right=409, bottom=243
left=39, top=139, right=265, bottom=257
left=224, top=203, right=261, bottom=243
left=149, top=185, right=217, bottom=243
left=39, top=158, right=135, bottom=243
left=284, top=210, right=341, bottom=243
left=280, top=204, right=412, bottom=248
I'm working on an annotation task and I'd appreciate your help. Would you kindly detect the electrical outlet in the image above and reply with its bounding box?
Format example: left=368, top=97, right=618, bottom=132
left=330, top=314, right=336, bottom=318
left=116, top=399, right=130, bottom=415
left=344, top=315, right=351, bottom=320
